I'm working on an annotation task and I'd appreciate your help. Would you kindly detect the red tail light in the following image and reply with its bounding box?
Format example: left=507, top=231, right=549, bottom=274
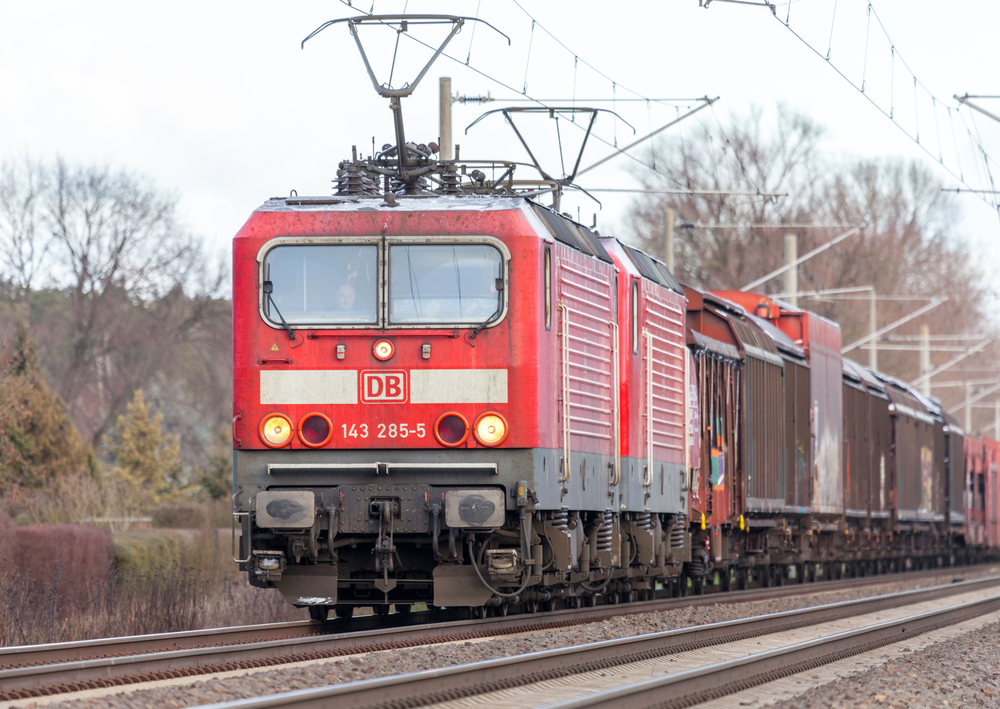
left=434, top=412, right=470, bottom=447
left=298, top=413, right=333, bottom=448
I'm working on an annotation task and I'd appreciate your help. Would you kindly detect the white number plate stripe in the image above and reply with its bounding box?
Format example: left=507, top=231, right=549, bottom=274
left=259, top=369, right=508, bottom=405
left=260, top=370, right=358, bottom=405
left=410, top=369, right=508, bottom=404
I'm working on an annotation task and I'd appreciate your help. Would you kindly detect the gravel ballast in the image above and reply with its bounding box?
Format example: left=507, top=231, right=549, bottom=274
left=767, top=619, right=1000, bottom=709
left=6, top=566, right=999, bottom=709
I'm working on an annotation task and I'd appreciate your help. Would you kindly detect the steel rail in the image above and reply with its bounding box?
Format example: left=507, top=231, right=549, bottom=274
left=538, top=593, right=1000, bottom=709
left=1, top=563, right=985, bottom=673
left=183, top=576, right=1000, bottom=709
left=1, top=566, right=995, bottom=701
left=0, top=619, right=319, bottom=668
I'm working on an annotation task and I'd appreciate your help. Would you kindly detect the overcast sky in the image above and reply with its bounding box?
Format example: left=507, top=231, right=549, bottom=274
left=2, top=0, right=998, bottom=282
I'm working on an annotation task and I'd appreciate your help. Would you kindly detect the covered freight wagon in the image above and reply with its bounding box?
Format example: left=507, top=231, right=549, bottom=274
left=714, top=292, right=844, bottom=520
left=870, top=373, right=940, bottom=524
left=842, top=359, right=893, bottom=528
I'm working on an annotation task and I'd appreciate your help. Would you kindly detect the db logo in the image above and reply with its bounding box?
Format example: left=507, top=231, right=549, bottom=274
left=360, top=370, right=407, bottom=403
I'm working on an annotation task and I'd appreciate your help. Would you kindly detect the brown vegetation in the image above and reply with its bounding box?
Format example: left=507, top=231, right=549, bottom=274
left=152, top=503, right=209, bottom=529
left=0, top=523, right=305, bottom=647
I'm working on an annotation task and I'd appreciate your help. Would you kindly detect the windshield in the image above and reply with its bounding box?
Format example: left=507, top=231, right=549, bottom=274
left=388, top=244, right=503, bottom=324
left=263, top=244, right=378, bottom=325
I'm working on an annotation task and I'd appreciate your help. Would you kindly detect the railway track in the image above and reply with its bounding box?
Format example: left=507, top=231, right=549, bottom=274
left=0, top=565, right=995, bottom=703
left=189, top=575, right=1000, bottom=709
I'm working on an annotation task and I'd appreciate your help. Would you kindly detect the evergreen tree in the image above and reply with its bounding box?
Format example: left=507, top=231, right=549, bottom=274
left=106, top=389, right=183, bottom=504
left=0, top=321, right=89, bottom=489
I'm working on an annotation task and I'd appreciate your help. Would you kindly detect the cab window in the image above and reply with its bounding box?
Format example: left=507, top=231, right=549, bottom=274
left=388, top=244, right=503, bottom=325
left=263, top=244, right=378, bottom=325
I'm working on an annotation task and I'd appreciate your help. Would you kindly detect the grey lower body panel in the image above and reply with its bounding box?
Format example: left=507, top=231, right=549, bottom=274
left=234, top=447, right=693, bottom=608
left=234, top=447, right=676, bottom=514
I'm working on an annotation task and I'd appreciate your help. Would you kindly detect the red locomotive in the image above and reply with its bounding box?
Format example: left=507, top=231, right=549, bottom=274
left=231, top=14, right=1000, bottom=619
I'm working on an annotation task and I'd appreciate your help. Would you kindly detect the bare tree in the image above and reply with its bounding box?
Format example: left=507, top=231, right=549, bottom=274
left=622, top=105, right=998, bottom=412
left=0, top=158, right=51, bottom=300
left=35, top=160, right=208, bottom=445
left=625, top=106, right=826, bottom=288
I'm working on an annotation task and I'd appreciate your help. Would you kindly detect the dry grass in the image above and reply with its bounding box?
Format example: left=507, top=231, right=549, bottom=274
left=152, top=503, right=209, bottom=529
left=0, top=525, right=306, bottom=647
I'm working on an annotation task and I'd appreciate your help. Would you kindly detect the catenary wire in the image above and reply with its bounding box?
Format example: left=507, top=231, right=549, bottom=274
left=771, top=1, right=998, bottom=212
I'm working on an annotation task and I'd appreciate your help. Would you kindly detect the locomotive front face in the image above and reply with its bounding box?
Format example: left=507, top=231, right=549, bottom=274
left=232, top=197, right=548, bottom=610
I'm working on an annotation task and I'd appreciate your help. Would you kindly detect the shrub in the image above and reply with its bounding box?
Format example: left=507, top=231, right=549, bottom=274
left=113, top=531, right=182, bottom=576
left=1, top=525, right=307, bottom=646
left=152, top=504, right=209, bottom=529
left=0, top=512, right=13, bottom=564
left=206, top=498, right=232, bottom=528
left=13, top=524, right=114, bottom=607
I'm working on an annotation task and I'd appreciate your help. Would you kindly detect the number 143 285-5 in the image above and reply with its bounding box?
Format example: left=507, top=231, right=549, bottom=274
left=341, top=423, right=426, bottom=439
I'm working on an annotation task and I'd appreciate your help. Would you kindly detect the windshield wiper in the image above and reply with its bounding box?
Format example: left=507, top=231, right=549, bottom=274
left=263, top=279, right=296, bottom=341
left=469, top=274, right=504, bottom=340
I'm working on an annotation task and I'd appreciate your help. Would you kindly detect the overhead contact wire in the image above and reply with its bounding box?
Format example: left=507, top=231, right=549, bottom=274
left=773, top=1, right=996, bottom=206
left=509, top=0, right=649, bottom=101
left=775, top=14, right=992, bottom=207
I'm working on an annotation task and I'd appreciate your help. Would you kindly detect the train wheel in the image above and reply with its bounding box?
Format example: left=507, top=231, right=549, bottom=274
left=760, top=567, right=771, bottom=588
left=773, top=565, right=783, bottom=587
left=796, top=564, right=805, bottom=584
left=807, top=562, right=817, bottom=583
left=374, top=604, right=390, bottom=616
left=308, top=606, right=329, bottom=621
left=736, top=568, right=748, bottom=590
left=334, top=605, right=354, bottom=619
left=395, top=604, right=411, bottom=614
left=720, top=568, right=732, bottom=593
